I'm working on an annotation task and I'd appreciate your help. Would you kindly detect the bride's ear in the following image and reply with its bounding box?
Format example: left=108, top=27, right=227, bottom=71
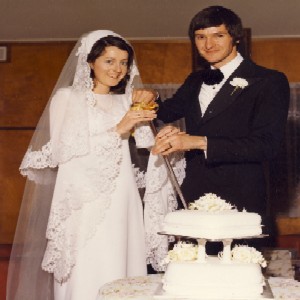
left=89, top=63, right=94, bottom=70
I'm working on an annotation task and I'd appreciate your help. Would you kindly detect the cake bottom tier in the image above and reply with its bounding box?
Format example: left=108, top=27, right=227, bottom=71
left=163, top=257, right=265, bottom=299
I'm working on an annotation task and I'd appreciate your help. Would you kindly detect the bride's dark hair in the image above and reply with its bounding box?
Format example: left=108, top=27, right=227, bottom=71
left=87, top=35, right=134, bottom=94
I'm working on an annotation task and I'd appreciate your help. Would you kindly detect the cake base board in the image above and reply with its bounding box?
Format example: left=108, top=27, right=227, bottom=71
left=154, top=279, right=274, bottom=299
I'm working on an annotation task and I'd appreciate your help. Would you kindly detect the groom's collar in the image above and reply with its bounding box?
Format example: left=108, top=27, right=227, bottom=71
left=212, top=52, right=244, bottom=80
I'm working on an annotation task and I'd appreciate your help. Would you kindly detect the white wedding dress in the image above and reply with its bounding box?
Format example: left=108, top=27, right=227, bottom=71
left=42, top=92, right=146, bottom=300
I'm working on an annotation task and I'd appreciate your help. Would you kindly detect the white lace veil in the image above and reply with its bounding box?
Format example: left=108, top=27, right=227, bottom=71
left=6, top=30, right=141, bottom=300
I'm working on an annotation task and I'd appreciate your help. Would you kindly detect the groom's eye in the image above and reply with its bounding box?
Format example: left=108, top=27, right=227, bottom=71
left=195, top=35, right=205, bottom=40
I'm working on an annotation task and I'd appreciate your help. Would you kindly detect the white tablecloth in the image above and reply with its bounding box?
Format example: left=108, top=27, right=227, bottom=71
left=97, top=274, right=300, bottom=300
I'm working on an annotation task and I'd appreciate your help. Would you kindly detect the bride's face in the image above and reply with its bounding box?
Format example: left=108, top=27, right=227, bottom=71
left=90, top=46, right=129, bottom=94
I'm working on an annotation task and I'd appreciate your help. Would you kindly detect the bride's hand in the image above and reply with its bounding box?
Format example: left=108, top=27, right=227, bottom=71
left=116, top=109, right=156, bottom=135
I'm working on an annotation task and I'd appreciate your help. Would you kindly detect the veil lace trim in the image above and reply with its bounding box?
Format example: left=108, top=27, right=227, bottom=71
left=144, top=152, right=186, bottom=271
left=20, top=141, right=56, bottom=183
left=132, top=116, right=187, bottom=271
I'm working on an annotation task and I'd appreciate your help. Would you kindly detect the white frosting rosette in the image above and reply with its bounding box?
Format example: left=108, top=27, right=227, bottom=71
left=188, top=193, right=234, bottom=212
left=161, top=242, right=198, bottom=266
left=220, top=245, right=267, bottom=267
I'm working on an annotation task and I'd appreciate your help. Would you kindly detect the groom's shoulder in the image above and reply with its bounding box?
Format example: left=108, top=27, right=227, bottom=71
left=245, top=59, right=287, bottom=81
left=184, top=69, right=203, bottom=83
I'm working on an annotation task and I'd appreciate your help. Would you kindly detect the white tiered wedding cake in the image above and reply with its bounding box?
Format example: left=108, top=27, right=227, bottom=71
left=159, top=193, right=269, bottom=299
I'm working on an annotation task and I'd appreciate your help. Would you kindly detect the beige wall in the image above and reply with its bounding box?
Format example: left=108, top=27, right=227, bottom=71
left=0, top=0, right=300, bottom=41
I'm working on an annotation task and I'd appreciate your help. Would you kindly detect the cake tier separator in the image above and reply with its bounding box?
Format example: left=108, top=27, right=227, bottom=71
left=158, top=233, right=268, bottom=262
left=157, top=232, right=268, bottom=241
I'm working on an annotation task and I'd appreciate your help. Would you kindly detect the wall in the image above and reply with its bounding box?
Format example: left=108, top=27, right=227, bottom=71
left=1, top=0, right=300, bottom=40
left=252, top=39, right=300, bottom=82
left=1, top=38, right=300, bottom=244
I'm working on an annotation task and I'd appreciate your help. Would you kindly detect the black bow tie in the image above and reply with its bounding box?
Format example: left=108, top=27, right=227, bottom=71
left=202, top=68, right=224, bottom=85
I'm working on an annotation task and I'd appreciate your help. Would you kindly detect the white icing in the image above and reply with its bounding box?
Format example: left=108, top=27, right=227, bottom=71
left=163, top=257, right=265, bottom=299
left=163, top=210, right=262, bottom=239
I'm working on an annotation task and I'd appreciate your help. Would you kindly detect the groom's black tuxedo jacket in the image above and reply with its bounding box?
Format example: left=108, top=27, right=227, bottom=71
left=157, top=59, right=290, bottom=217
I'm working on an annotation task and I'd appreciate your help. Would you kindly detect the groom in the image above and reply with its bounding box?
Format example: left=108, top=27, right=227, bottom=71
left=152, top=6, right=290, bottom=250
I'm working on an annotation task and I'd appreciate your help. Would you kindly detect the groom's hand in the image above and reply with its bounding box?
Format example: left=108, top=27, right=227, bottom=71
left=132, top=88, right=158, bottom=107
left=152, top=125, right=207, bottom=155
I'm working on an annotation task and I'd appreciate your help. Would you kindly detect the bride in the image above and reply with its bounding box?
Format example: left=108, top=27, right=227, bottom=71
left=6, top=30, right=158, bottom=300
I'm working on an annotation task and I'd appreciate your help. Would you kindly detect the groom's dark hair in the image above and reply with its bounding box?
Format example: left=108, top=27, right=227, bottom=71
left=188, top=6, right=244, bottom=46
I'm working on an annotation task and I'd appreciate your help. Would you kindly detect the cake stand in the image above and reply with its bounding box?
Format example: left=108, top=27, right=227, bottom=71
left=158, top=232, right=268, bottom=263
left=154, top=232, right=274, bottom=299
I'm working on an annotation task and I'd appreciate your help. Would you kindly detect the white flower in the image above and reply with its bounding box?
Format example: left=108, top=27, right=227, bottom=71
left=188, top=193, right=234, bottom=212
left=229, top=77, right=248, bottom=95
left=227, top=245, right=267, bottom=267
left=160, top=242, right=198, bottom=266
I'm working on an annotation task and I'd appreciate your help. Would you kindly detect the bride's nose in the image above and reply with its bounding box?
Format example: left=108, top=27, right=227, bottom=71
left=112, top=62, right=122, bottom=72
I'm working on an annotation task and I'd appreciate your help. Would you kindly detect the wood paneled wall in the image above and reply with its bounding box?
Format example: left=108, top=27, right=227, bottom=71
left=1, top=38, right=300, bottom=243
left=252, top=38, right=300, bottom=83
left=132, top=40, right=192, bottom=84
left=0, top=42, right=75, bottom=244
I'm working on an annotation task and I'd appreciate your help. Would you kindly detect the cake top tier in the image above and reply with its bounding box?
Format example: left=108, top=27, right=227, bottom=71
left=162, top=193, right=262, bottom=239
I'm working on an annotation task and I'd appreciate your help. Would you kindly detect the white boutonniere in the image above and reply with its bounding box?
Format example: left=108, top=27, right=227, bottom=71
left=229, top=77, right=248, bottom=95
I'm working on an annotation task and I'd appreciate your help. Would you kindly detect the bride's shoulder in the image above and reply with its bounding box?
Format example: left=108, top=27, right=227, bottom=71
left=50, top=87, right=72, bottom=113
left=52, top=87, right=72, bottom=100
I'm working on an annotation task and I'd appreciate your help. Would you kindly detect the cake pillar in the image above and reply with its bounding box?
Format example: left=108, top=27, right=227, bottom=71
left=221, top=239, right=232, bottom=263
left=196, top=239, right=207, bottom=262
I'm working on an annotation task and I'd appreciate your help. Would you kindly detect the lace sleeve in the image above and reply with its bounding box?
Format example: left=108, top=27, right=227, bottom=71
left=133, top=122, right=155, bottom=149
left=144, top=152, right=186, bottom=271
left=19, top=88, right=72, bottom=182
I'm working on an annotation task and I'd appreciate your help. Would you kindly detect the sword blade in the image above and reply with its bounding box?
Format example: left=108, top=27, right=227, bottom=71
left=149, top=121, right=188, bottom=209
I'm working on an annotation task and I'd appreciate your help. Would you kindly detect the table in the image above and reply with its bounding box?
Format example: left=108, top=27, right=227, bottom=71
left=98, top=274, right=161, bottom=300
left=97, top=274, right=300, bottom=300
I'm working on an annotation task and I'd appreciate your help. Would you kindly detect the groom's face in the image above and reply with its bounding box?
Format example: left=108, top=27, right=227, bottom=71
left=194, top=24, right=238, bottom=68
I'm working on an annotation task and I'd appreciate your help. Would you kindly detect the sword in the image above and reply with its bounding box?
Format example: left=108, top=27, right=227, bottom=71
left=149, top=121, right=188, bottom=209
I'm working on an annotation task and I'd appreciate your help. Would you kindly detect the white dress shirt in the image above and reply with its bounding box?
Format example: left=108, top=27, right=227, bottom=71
left=199, top=53, right=244, bottom=115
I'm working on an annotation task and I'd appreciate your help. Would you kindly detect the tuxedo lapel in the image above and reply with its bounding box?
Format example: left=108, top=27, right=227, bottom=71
left=202, top=60, right=262, bottom=124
